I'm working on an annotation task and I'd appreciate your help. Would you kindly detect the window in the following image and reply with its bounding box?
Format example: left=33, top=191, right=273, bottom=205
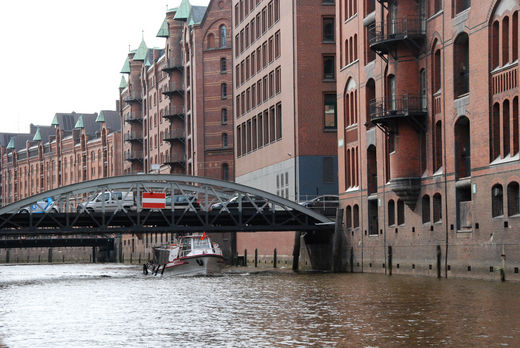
left=274, top=31, right=280, bottom=58
left=492, top=184, right=504, bottom=217
left=508, top=182, right=520, bottom=216
left=323, top=17, right=334, bottom=42
left=276, top=103, right=282, bottom=139
left=434, top=121, right=442, bottom=172
left=433, top=193, right=442, bottom=222
left=221, top=83, right=227, bottom=99
left=237, top=125, right=242, bottom=155
left=222, top=163, right=230, bottom=181
left=453, top=0, right=470, bottom=16
left=222, top=133, right=228, bottom=147
left=397, top=200, right=405, bottom=225
left=275, top=66, right=281, bottom=93
left=220, top=58, right=227, bottom=73
left=422, top=195, right=431, bottom=223
left=346, top=206, right=352, bottom=228
left=207, top=33, right=215, bottom=49
left=221, top=109, right=228, bottom=125
left=365, top=25, right=376, bottom=64
left=388, top=200, right=395, bottom=226
left=324, top=94, right=337, bottom=129
left=453, top=33, right=469, bottom=98
left=258, top=113, right=264, bottom=147
left=323, top=56, right=335, bottom=80
left=353, top=204, right=360, bottom=228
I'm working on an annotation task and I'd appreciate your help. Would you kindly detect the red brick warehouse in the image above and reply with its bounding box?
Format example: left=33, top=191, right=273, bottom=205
left=337, top=0, right=520, bottom=280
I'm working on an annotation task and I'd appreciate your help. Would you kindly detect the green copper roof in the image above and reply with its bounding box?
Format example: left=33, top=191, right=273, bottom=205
left=174, top=0, right=191, bottom=20
left=157, top=18, right=169, bottom=38
left=95, top=111, right=105, bottom=123
left=145, top=55, right=152, bottom=67
left=188, top=16, right=195, bottom=26
left=6, top=137, right=14, bottom=150
left=119, top=76, right=128, bottom=89
left=167, top=7, right=178, bottom=13
left=32, top=127, right=42, bottom=142
left=133, top=38, right=148, bottom=61
left=51, top=114, right=60, bottom=126
left=74, top=115, right=84, bottom=129
left=121, top=57, right=131, bottom=74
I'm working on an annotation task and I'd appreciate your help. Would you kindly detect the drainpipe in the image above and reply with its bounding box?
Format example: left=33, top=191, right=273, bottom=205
left=441, top=6, right=449, bottom=279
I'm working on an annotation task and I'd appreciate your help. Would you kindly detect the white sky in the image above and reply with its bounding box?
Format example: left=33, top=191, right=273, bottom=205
left=0, top=0, right=210, bottom=134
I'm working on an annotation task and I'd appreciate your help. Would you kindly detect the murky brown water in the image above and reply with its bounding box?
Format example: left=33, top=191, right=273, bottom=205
left=0, top=264, right=519, bottom=347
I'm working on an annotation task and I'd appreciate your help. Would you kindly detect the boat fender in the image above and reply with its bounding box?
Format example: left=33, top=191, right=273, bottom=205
left=143, top=264, right=148, bottom=275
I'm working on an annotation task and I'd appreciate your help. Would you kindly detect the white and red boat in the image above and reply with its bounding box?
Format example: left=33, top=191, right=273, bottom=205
left=144, top=234, right=225, bottom=276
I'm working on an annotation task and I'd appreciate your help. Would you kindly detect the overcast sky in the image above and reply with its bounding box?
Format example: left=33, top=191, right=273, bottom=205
left=0, top=0, right=210, bottom=133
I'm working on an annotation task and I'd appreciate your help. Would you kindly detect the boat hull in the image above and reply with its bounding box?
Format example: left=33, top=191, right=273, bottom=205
left=162, top=254, right=225, bottom=276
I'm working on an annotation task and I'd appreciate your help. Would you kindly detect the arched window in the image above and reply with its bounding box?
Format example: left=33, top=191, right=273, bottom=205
left=492, top=184, right=504, bottom=217
left=491, top=102, right=501, bottom=161
left=367, top=145, right=377, bottom=195
left=222, top=133, right=228, bottom=147
left=220, top=25, right=227, bottom=47
left=346, top=205, right=352, bottom=228
left=492, top=20, right=500, bottom=69
left=433, top=193, right=442, bottom=222
left=507, top=182, right=520, bottom=216
left=422, top=195, right=431, bottom=223
left=221, top=83, right=227, bottom=99
left=207, top=33, right=215, bottom=49
left=220, top=58, right=227, bottom=73
left=222, top=163, right=229, bottom=181
left=453, top=33, right=469, bottom=97
left=434, top=121, right=443, bottom=172
left=353, top=204, right=360, bottom=228
left=397, top=199, right=405, bottom=225
left=366, top=78, right=375, bottom=127
left=388, top=199, right=395, bottom=226
left=454, top=116, right=471, bottom=180
left=221, top=109, right=228, bottom=125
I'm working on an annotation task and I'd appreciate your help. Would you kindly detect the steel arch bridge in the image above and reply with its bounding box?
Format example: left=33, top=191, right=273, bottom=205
left=0, top=175, right=334, bottom=237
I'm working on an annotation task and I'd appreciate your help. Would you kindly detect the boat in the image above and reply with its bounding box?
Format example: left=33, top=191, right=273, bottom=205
left=143, top=233, right=225, bottom=276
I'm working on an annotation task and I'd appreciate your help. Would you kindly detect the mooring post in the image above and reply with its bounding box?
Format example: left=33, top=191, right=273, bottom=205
left=255, top=248, right=258, bottom=268
left=244, top=249, right=247, bottom=267
left=436, top=245, right=441, bottom=279
left=292, top=232, right=301, bottom=271
left=388, top=246, right=393, bottom=276
left=92, top=247, right=96, bottom=263
left=273, top=248, right=277, bottom=268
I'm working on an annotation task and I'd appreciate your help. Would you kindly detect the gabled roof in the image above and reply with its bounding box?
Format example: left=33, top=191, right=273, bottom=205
left=95, top=111, right=105, bottom=123
left=6, top=137, right=14, bottom=150
left=189, top=6, right=207, bottom=25
left=121, top=57, right=131, bottom=74
left=157, top=18, right=169, bottom=38
left=51, top=114, right=60, bottom=126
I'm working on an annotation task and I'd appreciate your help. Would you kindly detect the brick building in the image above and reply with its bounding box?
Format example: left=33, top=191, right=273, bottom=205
left=118, top=0, right=236, bottom=260
left=232, top=0, right=338, bottom=260
left=119, top=0, right=234, bottom=180
left=337, top=0, right=520, bottom=279
left=0, top=111, right=122, bottom=206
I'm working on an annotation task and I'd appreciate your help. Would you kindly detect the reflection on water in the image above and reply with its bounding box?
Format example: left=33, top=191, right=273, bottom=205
left=0, top=264, right=519, bottom=347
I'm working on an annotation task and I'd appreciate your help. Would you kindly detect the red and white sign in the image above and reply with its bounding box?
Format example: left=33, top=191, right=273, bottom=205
left=142, top=192, right=166, bottom=209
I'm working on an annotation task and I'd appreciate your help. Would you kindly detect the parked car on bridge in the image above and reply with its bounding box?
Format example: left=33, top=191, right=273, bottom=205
left=19, top=197, right=58, bottom=214
left=164, top=194, right=201, bottom=211
left=211, top=194, right=269, bottom=212
left=77, top=191, right=135, bottom=213
left=300, top=195, right=339, bottom=217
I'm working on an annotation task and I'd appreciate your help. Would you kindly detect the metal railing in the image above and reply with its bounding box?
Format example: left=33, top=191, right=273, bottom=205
left=124, top=151, right=143, bottom=161
left=124, top=112, right=142, bottom=123
left=163, top=129, right=186, bottom=141
left=370, top=17, right=425, bottom=46
left=124, top=133, right=143, bottom=142
left=369, top=95, right=427, bottom=121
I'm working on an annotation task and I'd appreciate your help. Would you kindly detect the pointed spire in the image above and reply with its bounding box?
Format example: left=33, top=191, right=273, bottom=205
left=188, top=16, right=195, bottom=26
left=121, top=57, right=131, bottom=74
left=51, top=114, right=60, bottom=127
left=119, top=75, right=128, bottom=90
left=95, top=111, right=105, bottom=123
left=145, top=54, right=152, bottom=67
left=133, top=36, right=148, bottom=61
left=157, top=18, right=169, bottom=38
left=6, top=137, right=15, bottom=150
left=174, top=0, right=191, bottom=20
left=32, top=127, right=42, bottom=142
left=74, top=115, right=84, bottom=129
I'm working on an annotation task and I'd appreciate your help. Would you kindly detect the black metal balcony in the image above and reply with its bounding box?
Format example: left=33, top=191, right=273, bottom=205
left=124, top=151, right=143, bottom=162
left=164, top=154, right=186, bottom=168
left=162, top=60, right=184, bottom=72
left=124, top=133, right=143, bottom=143
left=124, top=112, right=143, bottom=124
left=123, top=94, right=142, bottom=104
left=161, top=82, right=184, bottom=97
left=163, top=129, right=185, bottom=143
left=162, top=106, right=185, bottom=121
left=369, top=95, right=427, bottom=131
left=369, top=17, right=425, bottom=57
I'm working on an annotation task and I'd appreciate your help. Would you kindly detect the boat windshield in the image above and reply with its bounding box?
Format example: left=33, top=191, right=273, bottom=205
left=192, top=238, right=211, bottom=250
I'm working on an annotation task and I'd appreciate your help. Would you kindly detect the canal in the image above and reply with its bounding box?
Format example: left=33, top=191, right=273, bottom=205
left=0, top=264, right=519, bottom=347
